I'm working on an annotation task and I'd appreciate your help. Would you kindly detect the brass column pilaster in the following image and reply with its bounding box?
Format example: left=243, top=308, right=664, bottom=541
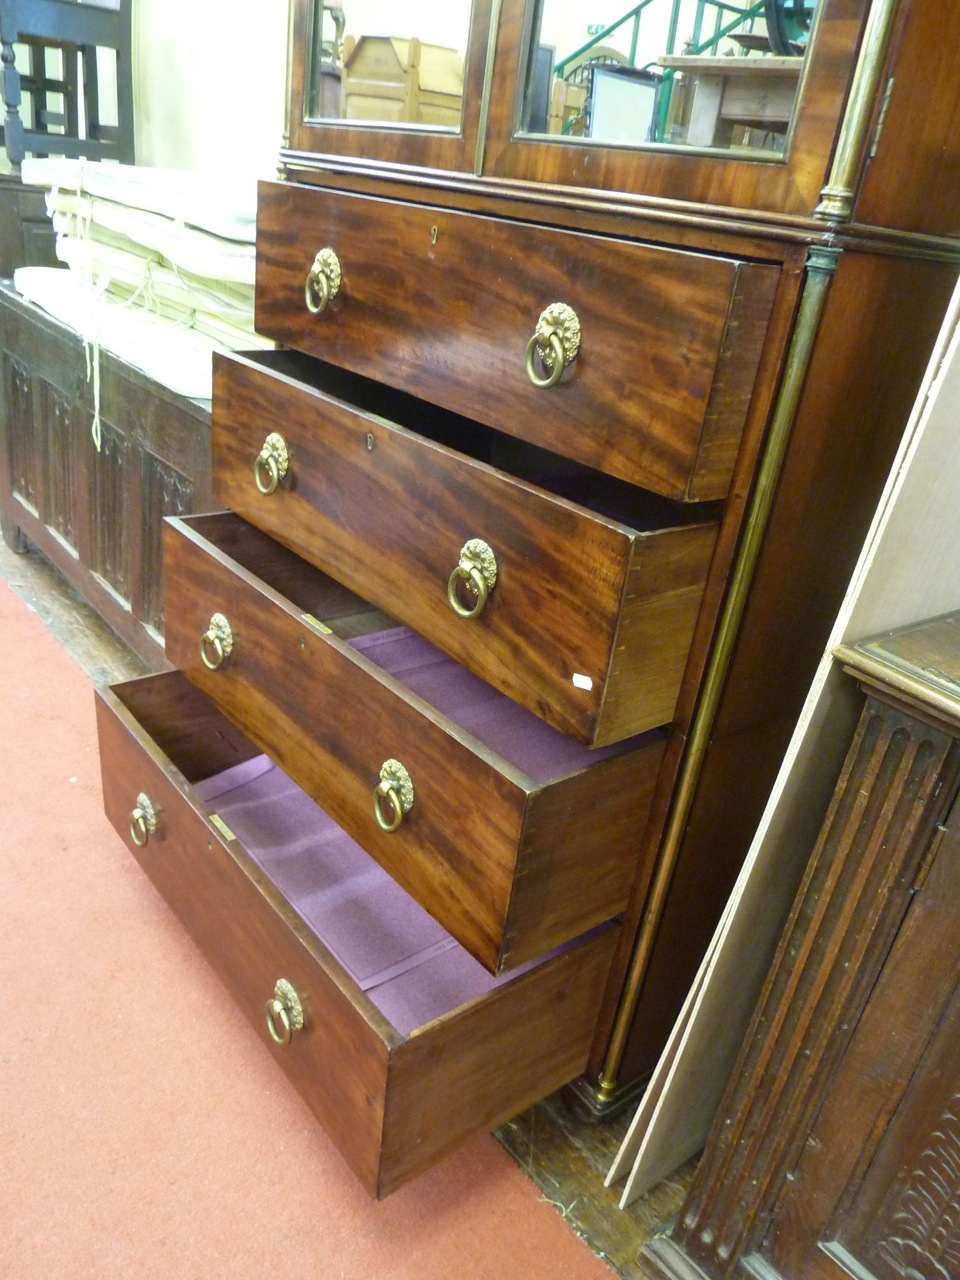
left=595, top=244, right=842, bottom=1106
left=816, top=0, right=900, bottom=222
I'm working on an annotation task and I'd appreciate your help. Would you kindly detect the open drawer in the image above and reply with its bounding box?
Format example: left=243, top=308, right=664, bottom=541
left=255, top=180, right=779, bottom=501
left=95, top=670, right=618, bottom=1199
left=212, top=347, right=720, bottom=747
left=162, top=512, right=666, bottom=973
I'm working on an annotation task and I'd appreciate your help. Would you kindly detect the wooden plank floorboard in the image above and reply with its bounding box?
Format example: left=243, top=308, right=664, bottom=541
left=496, top=1093, right=693, bottom=1277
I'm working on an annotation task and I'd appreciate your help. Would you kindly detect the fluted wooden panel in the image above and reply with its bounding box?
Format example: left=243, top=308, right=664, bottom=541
left=139, top=450, right=194, bottom=634
left=672, top=694, right=959, bottom=1278
left=39, top=378, right=76, bottom=548
left=91, top=420, right=130, bottom=602
left=4, top=352, right=36, bottom=511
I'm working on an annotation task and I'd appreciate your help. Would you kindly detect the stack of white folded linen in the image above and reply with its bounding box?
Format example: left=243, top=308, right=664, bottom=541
left=13, top=158, right=273, bottom=402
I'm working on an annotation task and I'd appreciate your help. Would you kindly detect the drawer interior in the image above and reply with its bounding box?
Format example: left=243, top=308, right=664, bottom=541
left=109, top=672, right=597, bottom=1035
left=194, top=751, right=572, bottom=1034
left=242, top=348, right=722, bottom=531
left=349, top=624, right=629, bottom=782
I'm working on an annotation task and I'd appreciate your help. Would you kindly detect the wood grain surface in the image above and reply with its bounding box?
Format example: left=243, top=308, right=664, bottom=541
left=212, top=349, right=718, bottom=745
left=480, top=0, right=864, bottom=218
left=162, top=513, right=665, bottom=972
left=255, top=181, right=777, bottom=499
left=96, top=673, right=395, bottom=1195
left=381, top=928, right=618, bottom=1197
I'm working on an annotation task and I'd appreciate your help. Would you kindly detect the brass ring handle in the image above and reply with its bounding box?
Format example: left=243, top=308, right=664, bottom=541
left=254, top=432, right=289, bottom=496
left=447, top=563, right=489, bottom=618
left=129, top=792, right=158, bottom=847
left=304, top=247, right=342, bottom=315
left=200, top=612, right=233, bottom=671
left=374, top=782, right=404, bottom=833
left=447, top=539, right=498, bottom=619
left=265, top=998, right=291, bottom=1044
left=525, top=328, right=566, bottom=389
left=524, top=302, right=581, bottom=389
left=374, top=759, right=414, bottom=832
left=305, top=268, right=330, bottom=315
left=265, top=978, right=304, bottom=1046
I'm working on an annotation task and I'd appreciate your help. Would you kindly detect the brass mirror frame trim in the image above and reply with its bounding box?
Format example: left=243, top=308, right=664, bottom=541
left=815, top=0, right=899, bottom=221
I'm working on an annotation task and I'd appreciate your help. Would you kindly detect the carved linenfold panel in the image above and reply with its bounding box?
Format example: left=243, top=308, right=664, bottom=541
left=39, top=380, right=77, bottom=548
left=140, top=451, right=194, bottom=633
left=675, top=694, right=957, bottom=1278
left=3, top=352, right=37, bottom=510
left=877, top=1098, right=960, bottom=1280
left=1, top=286, right=211, bottom=666
left=91, top=421, right=131, bottom=601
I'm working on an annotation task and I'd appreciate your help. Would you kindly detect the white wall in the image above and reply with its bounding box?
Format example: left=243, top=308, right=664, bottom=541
left=133, top=1, right=289, bottom=178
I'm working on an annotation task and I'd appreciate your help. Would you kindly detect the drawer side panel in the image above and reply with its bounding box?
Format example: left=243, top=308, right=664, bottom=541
left=504, top=739, right=666, bottom=970
left=379, top=928, right=618, bottom=1197
left=597, top=522, right=721, bottom=747
left=692, top=261, right=782, bottom=501
left=95, top=675, right=392, bottom=1195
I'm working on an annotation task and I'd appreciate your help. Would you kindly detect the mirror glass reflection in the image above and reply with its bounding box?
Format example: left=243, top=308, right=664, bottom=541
left=305, top=1, right=473, bottom=130
left=519, top=0, right=820, bottom=155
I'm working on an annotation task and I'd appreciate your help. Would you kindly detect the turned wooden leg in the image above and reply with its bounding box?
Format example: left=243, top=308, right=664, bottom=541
left=0, top=30, right=26, bottom=170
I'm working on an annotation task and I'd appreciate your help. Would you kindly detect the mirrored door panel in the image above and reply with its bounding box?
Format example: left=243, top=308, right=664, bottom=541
left=517, top=0, right=819, bottom=156
left=484, top=0, right=867, bottom=216
left=286, top=0, right=494, bottom=171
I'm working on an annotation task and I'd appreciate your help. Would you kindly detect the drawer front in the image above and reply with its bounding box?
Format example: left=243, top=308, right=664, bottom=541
left=162, top=513, right=665, bottom=973
left=255, top=181, right=779, bottom=500
left=95, top=671, right=617, bottom=1197
left=213, top=350, right=719, bottom=747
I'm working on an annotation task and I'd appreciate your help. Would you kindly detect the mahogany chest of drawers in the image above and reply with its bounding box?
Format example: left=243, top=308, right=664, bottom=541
left=94, top=0, right=960, bottom=1194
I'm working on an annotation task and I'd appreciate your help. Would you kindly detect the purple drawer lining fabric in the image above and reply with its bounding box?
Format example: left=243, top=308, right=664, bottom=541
left=194, top=754, right=550, bottom=1036
left=348, top=625, right=637, bottom=782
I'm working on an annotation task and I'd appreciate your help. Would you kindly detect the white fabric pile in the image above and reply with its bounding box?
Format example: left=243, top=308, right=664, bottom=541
left=14, top=158, right=272, bottom=405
